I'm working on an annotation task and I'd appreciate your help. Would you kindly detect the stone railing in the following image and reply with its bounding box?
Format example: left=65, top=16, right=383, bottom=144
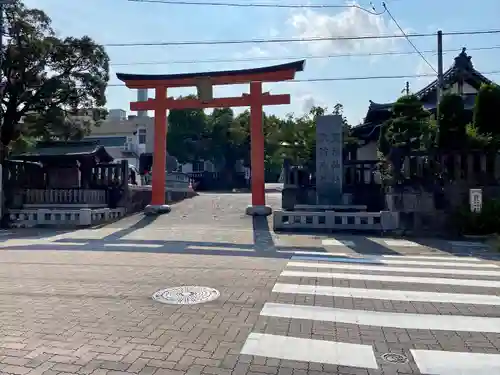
left=141, top=172, right=192, bottom=190
left=8, top=207, right=125, bottom=228
left=167, top=171, right=190, bottom=182
left=166, top=172, right=191, bottom=190
left=273, top=210, right=399, bottom=232
left=123, top=184, right=198, bottom=214
left=24, top=189, right=107, bottom=206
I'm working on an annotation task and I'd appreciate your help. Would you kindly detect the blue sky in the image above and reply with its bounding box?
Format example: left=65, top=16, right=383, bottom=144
left=25, top=0, right=500, bottom=125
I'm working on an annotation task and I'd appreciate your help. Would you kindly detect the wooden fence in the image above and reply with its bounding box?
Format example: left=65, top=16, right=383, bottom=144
left=283, top=151, right=500, bottom=211
left=387, top=151, right=500, bottom=186
left=287, top=152, right=500, bottom=187
left=89, top=161, right=128, bottom=189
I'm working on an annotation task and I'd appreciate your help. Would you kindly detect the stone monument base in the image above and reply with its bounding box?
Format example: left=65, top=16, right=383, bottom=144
left=245, top=205, right=272, bottom=216
left=144, top=204, right=171, bottom=215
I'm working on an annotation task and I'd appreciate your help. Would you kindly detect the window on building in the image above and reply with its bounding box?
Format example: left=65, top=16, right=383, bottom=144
left=138, top=128, right=147, bottom=144
left=192, top=161, right=205, bottom=172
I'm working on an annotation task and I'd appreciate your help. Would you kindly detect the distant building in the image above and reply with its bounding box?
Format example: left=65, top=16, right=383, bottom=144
left=85, top=113, right=152, bottom=168
left=351, top=48, right=498, bottom=161
left=86, top=88, right=249, bottom=179
left=84, top=89, right=153, bottom=168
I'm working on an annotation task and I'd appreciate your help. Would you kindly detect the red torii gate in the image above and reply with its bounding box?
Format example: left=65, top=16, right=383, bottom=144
left=116, top=60, right=305, bottom=216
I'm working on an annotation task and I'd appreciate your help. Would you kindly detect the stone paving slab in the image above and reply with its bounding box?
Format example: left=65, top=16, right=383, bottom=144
left=0, top=192, right=499, bottom=374
left=0, top=250, right=284, bottom=375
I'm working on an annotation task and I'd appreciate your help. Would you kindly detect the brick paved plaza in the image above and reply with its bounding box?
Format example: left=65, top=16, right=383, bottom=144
left=0, top=190, right=499, bottom=374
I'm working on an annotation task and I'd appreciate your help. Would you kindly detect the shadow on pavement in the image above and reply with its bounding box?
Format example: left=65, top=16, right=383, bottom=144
left=0, top=228, right=76, bottom=241
left=408, top=237, right=500, bottom=261
left=101, top=215, right=159, bottom=241
left=350, top=237, right=402, bottom=255
left=1, top=237, right=329, bottom=259
left=252, top=216, right=275, bottom=251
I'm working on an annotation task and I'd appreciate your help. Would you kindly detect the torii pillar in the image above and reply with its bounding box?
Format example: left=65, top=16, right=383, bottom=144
left=116, top=60, right=305, bottom=216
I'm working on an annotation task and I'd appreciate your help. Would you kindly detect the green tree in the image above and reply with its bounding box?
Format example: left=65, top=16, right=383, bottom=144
left=167, top=95, right=209, bottom=164
left=437, top=93, right=467, bottom=150
left=263, top=113, right=286, bottom=179
left=277, top=107, right=320, bottom=167
left=228, top=109, right=251, bottom=166
left=378, top=95, right=431, bottom=155
left=207, top=107, right=249, bottom=180
left=1, top=0, right=109, bottom=157
left=473, top=83, right=500, bottom=137
left=332, top=103, right=357, bottom=146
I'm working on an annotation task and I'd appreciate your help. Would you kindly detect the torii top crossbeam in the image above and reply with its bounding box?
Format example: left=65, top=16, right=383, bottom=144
left=115, top=60, right=305, bottom=216
left=116, top=60, right=305, bottom=88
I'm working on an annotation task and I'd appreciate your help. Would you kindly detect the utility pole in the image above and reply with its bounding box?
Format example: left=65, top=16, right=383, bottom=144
left=436, top=30, right=444, bottom=125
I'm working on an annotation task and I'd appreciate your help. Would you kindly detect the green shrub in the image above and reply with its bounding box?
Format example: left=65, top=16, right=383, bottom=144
left=453, top=198, right=500, bottom=235
left=465, top=123, right=494, bottom=149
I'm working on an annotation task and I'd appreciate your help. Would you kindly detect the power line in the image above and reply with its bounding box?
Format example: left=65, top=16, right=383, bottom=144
left=128, top=0, right=385, bottom=14
left=103, top=29, right=500, bottom=47
left=382, top=2, right=437, bottom=74
left=110, top=45, right=500, bottom=66
left=104, top=70, right=500, bottom=87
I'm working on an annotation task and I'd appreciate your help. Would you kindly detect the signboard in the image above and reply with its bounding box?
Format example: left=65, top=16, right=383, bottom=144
left=469, top=188, right=483, bottom=213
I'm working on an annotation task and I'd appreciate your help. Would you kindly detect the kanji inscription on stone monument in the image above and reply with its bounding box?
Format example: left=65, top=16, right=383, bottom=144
left=316, top=115, right=343, bottom=204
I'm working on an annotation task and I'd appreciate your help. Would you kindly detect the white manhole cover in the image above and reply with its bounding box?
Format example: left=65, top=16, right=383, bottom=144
left=152, top=286, right=220, bottom=305
left=381, top=353, right=408, bottom=364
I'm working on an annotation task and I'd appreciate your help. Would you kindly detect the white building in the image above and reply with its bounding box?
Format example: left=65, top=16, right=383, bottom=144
left=84, top=89, right=156, bottom=169
left=84, top=111, right=152, bottom=168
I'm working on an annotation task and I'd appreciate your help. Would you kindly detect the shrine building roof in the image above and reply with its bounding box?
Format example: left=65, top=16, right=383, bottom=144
left=362, top=48, right=495, bottom=119
left=351, top=48, right=497, bottom=142
left=12, top=140, right=114, bottom=163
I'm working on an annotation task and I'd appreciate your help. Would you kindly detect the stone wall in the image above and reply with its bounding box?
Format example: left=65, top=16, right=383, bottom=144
left=385, top=185, right=500, bottom=236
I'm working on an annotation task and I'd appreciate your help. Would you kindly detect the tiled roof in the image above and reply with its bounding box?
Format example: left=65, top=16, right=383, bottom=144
left=12, top=141, right=113, bottom=162
left=365, top=48, right=495, bottom=116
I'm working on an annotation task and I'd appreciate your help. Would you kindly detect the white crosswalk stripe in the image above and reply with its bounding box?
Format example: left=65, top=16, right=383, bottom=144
left=239, top=252, right=500, bottom=373
left=290, top=257, right=498, bottom=268
left=272, top=283, right=500, bottom=305
left=281, top=269, right=500, bottom=288
left=410, top=349, right=500, bottom=374
left=287, top=261, right=500, bottom=276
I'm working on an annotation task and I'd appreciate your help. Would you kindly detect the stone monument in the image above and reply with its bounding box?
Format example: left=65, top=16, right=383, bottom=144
left=315, top=115, right=343, bottom=204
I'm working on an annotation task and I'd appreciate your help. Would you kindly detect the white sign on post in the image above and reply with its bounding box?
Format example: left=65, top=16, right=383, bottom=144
left=469, top=188, right=483, bottom=213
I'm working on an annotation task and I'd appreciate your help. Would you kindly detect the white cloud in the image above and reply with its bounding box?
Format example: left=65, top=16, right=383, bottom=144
left=233, top=46, right=271, bottom=59
left=300, top=94, right=317, bottom=112
left=287, top=3, right=400, bottom=54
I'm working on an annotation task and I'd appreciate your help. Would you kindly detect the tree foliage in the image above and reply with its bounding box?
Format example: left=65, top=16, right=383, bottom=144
left=1, top=0, right=109, bottom=156
left=473, top=83, right=500, bottom=137
left=437, top=93, right=467, bottom=150
left=378, top=95, right=432, bottom=156
left=164, top=101, right=353, bottom=178
left=166, top=96, right=209, bottom=164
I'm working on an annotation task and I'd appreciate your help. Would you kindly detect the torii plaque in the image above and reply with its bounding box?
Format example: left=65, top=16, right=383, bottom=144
left=117, top=60, right=305, bottom=215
